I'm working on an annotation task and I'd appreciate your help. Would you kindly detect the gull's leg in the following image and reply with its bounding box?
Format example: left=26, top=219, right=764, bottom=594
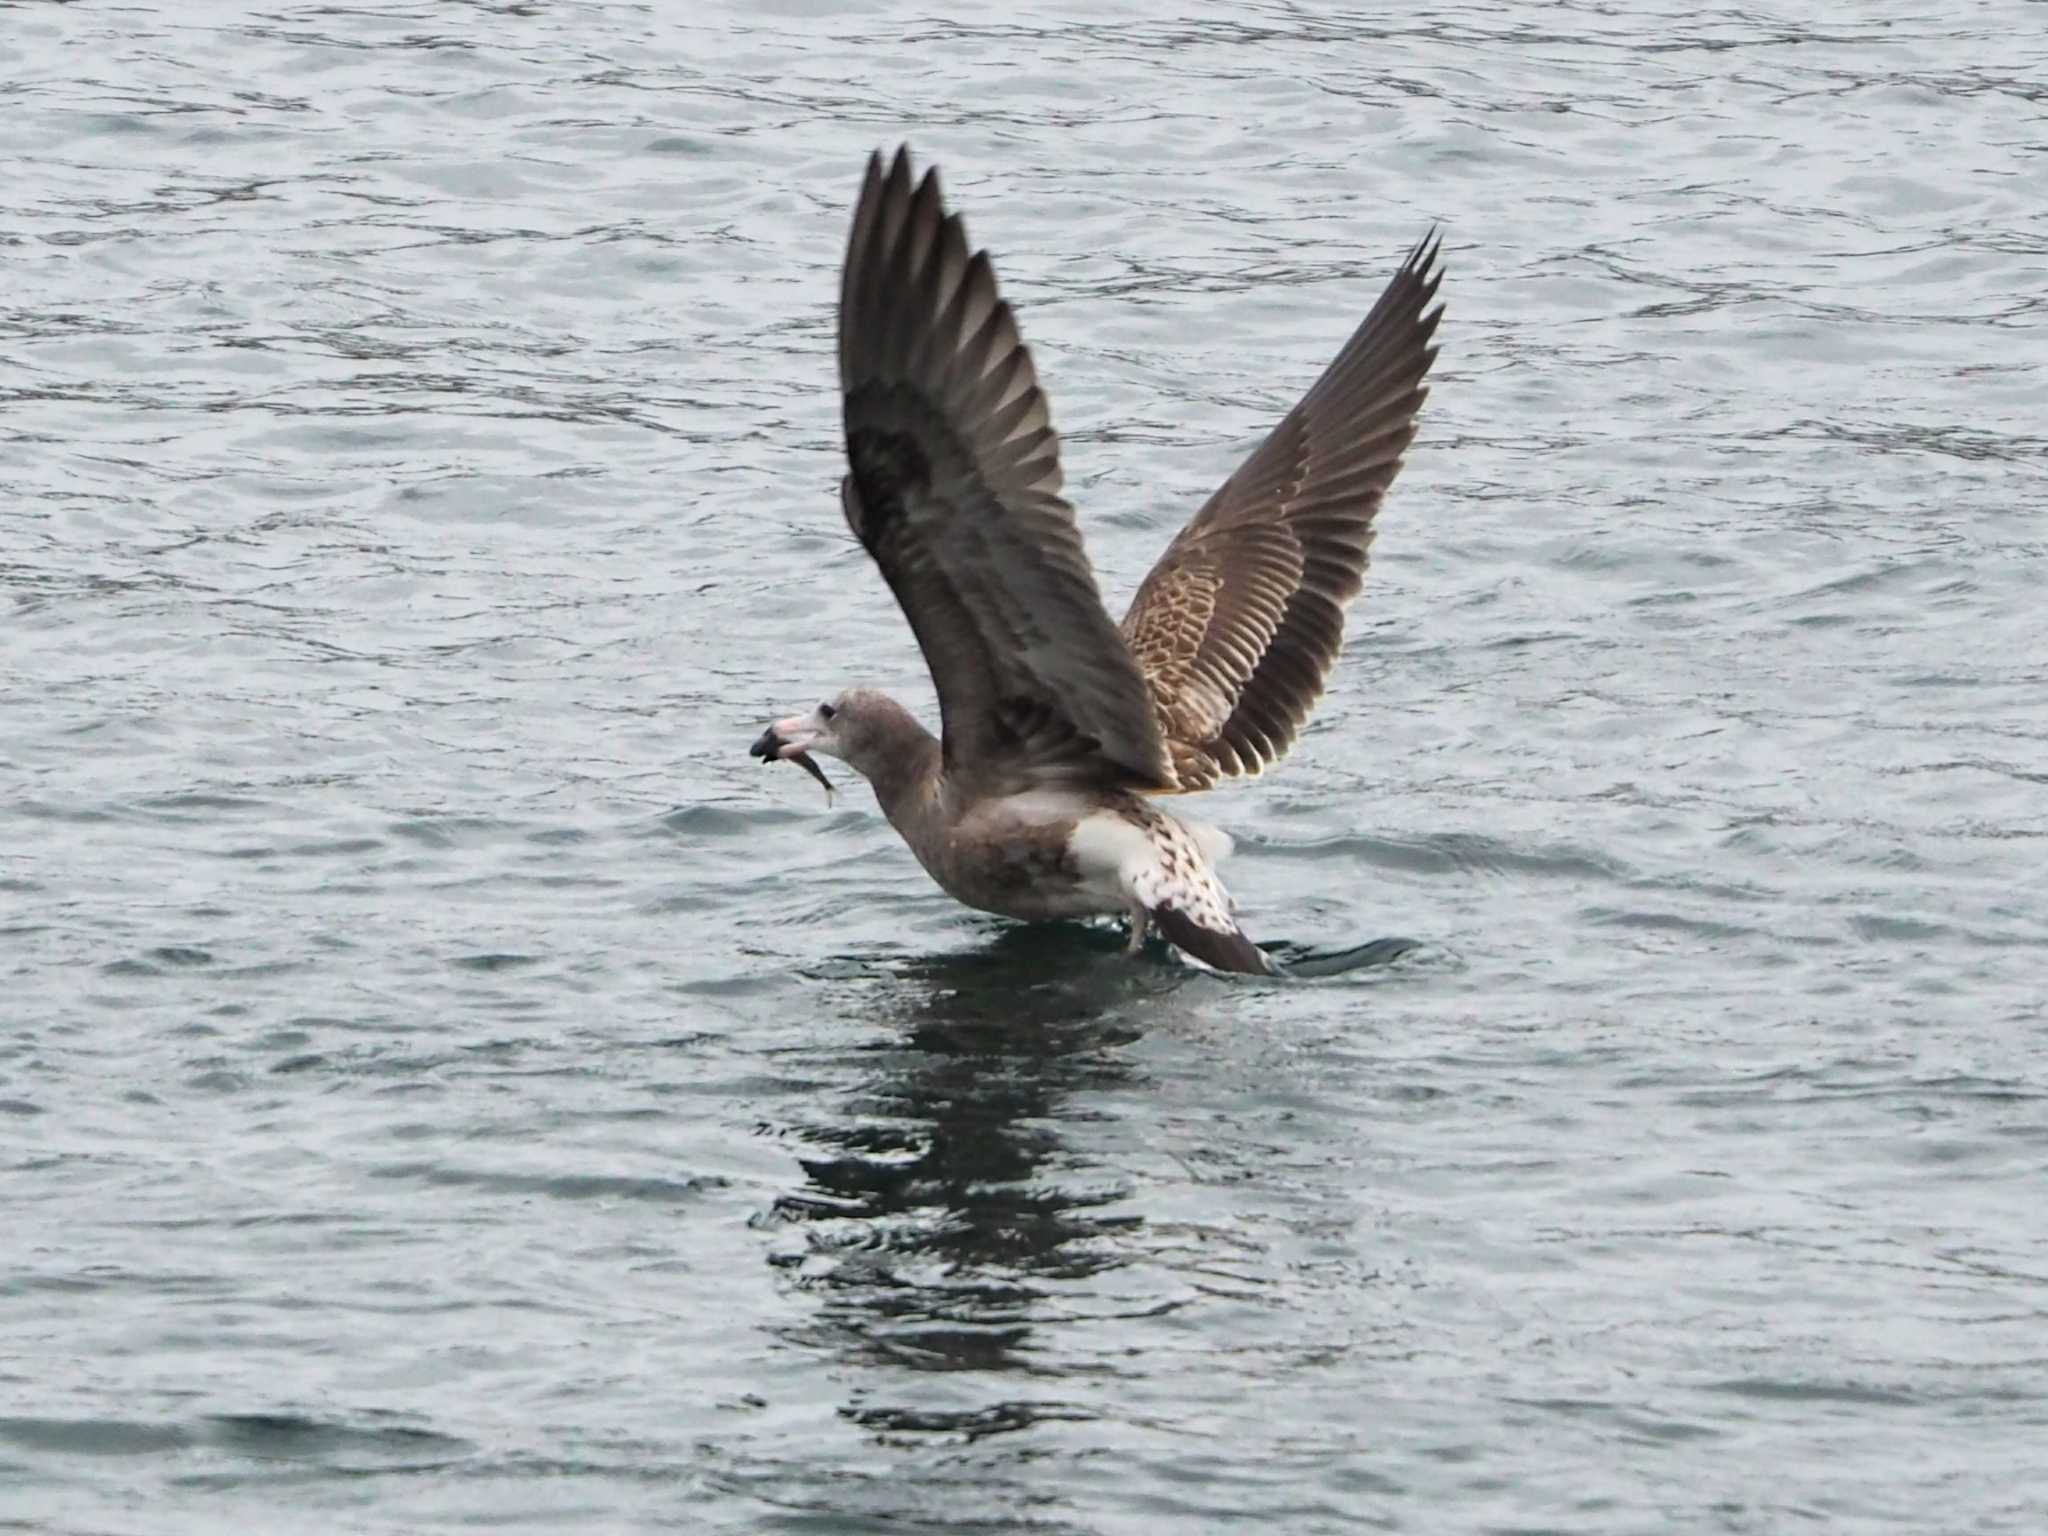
left=1123, top=903, right=1150, bottom=956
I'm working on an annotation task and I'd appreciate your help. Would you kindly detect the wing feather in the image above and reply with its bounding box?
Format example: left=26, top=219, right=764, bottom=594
left=1120, top=230, right=1445, bottom=791
left=839, top=148, right=1173, bottom=797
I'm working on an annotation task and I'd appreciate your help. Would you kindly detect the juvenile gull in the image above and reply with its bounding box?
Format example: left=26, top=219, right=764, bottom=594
left=750, top=147, right=1444, bottom=975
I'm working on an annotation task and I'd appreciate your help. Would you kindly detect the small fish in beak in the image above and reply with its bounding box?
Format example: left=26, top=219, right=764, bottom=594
left=748, top=724, right=835, bottom=804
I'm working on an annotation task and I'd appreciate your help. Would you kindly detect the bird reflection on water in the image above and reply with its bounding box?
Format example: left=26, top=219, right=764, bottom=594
left=761, top=924, right=1417, bottom=1437
left=760, top=926, right=1178, bottom=1437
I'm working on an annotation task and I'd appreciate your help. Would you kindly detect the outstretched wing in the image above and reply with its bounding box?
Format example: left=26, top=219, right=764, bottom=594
left=1120, top=232, right=1445, bottom=792
left=839, top=147, right=1174, bottom=798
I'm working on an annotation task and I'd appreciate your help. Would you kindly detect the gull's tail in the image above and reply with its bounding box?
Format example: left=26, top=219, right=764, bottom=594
left=1149, top=902, right=1277, bottom=976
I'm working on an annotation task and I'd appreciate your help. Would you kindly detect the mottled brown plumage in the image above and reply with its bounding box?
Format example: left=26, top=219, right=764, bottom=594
left=840, top=148, right=1442, bottom=802
left=752, top=148, right=1445, bottom=975
left=1120, top=229, right=1444, bottom=790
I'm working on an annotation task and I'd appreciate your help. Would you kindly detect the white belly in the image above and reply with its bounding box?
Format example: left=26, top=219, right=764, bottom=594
left=1066, top=803, right=1237, bottom=928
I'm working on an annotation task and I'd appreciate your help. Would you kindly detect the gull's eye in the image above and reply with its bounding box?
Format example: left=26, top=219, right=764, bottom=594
left=818, top=702, right=837, bottom=721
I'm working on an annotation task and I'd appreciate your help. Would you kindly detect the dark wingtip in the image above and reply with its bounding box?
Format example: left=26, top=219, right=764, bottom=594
left=1151, top=904, right=1278, bottom=976
left=1404, top=224, right=1448, bottom=319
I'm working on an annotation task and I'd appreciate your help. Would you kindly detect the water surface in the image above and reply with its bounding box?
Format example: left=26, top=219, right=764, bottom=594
left=4, top=2, right=2046, bottom=1531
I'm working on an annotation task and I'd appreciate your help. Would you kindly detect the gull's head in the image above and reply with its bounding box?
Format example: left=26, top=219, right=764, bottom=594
left=748, top=688, right=919, bottom=803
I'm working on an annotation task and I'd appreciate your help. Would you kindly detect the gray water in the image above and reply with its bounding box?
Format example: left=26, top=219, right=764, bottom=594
left=4, top=2, right=2046, bottom=1531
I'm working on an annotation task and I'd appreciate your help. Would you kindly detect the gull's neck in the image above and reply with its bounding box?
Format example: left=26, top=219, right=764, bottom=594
left=860, top=701, right=945, bottom=829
